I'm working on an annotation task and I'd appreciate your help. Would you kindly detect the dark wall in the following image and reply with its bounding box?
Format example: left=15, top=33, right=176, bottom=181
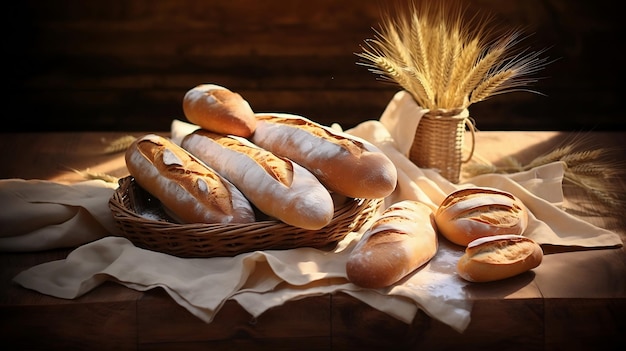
left=6, top=0, right=624, bottom=132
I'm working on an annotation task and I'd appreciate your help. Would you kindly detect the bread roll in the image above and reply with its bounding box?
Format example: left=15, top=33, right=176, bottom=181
left=181, top=129, right=335, bottom=230
left=457, top=234, right=543, bottom=283
left=251, top=113, right=397, bottom=199
left=182, top=84, right=257, bottom=137
left=435, top=187, right=529, bottom=246
left=346, top=200, right=438, bottom=289
left=124, top=134, right=255, bottom=224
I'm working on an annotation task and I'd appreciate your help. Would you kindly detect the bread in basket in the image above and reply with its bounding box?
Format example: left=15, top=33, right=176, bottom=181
left=109, top=176, right=382, bottom=258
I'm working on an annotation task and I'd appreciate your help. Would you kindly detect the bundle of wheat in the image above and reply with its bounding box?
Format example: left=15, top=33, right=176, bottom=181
left=355, top=0, right=550, bottom=183
left=356, top=0, right=550, bottom=111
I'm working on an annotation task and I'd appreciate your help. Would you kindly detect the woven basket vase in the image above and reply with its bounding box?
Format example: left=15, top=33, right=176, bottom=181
left=409, top=108, right=472, bottom=184
left=109, top=176, right=383, bottom=258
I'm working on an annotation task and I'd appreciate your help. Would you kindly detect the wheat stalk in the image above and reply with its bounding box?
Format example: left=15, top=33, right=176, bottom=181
left=65, top=166, right=119, bottom=183
left=469, top=69, right=515, bottom=104
left=356, top=0, right=550, bottom=111
left=102, top=135, right=137, bottom=154
left=523, top=145, right=574, bottom=170
left=462, top=139, right=626, bottom=217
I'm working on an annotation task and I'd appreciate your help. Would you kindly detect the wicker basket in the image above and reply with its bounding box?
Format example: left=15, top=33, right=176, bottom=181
left=108, top=176, right=383, bottom=258
left=409, top=108, right=474, bottom=184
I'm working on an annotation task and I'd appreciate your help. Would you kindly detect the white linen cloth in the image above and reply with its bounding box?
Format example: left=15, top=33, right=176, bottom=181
left=4, top=91, right=623, bottom=333
left=0, top=179, right=118, bottom=251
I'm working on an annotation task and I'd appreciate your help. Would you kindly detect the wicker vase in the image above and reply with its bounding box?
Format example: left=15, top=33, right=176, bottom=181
left=409, top=108, right=473, bottom=184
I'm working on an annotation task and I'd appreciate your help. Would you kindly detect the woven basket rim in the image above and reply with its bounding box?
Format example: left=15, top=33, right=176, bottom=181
left=423, top=107, right=469, bottom=119
left=108, top=176, right=382, bottom=257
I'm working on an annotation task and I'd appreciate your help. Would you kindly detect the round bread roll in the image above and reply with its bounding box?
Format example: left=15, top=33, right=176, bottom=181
left=346, top=200, right=438, bottom=289
left=435, top=187, right=529, bottom=246
left=125, top=134, right=256, bottom=224
left=182, top=84, right=257, bottom=137
left=457, top=234, right=543, bottom=283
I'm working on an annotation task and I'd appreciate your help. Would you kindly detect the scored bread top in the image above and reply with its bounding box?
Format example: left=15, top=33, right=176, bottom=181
left=364, top=203, right=426, bottom=241
left=346, top=200, right=437, bottom=289
left=181, top=129, right=334, bottom=230
left=438, top=188, right=525, bottom=223
left=200, top=130, right=294, bottom=187
left=440, top=187, right=519, bottom=207
left=134, top=135, right=234, bottom=214
left=252, top=113, right=398, bottom=199
left=435, top=187, right=529, bottom=246
left=256, top=114, right=365, bottom=157
left=457, top=233, right=543, bottom=282
left=126, top=134, right=256, bottom=224
left=466, top=234, right=539, bottom=264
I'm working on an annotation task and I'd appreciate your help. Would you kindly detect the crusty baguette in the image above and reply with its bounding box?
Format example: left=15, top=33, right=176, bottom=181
left=124, top=134, right=255, bottom=224
left=182, top=84, right=257, bottom=137
left=250, top=113, right=397, bottom=199
left=346, top=200, right=438, bottom=289
left=457, top=234, right=543, bottom=282
left=435, top=187, right=529, bottom=246
left=181, top=129, right=335, bottom=230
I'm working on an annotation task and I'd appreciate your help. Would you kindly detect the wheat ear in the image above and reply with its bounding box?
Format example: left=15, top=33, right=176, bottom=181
left=103, top=135, right=137, bottom=154
left=357, top=1, right=550, bottom=110
left=66, top=166, right=119, bottom=183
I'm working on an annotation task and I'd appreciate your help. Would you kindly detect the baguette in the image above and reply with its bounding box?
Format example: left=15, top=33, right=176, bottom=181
left=124, top=134, right=255, bottom=224
left=182, top=84, right=257, bottom=137
left=346, top=200, right=438, bottom=289
left=457, top=234, right=543, bottom=282
left=435, top=187, right=529, bottom=246
left=181, top=129, right=335, bottom=230
left=250, top=113, right=397, bottom=199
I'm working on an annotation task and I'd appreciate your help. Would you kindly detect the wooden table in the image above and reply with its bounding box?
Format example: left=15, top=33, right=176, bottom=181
left=1, top=131, right=625, bottom=351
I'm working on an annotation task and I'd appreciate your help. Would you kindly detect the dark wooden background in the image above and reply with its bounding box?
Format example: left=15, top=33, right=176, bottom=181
left=5, top=0, right=624, bottom=132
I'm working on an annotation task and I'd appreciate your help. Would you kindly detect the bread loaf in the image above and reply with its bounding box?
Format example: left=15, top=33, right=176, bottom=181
left=251, top=113, right=397, bottom=199
left=181, top=129, right=335, bottom=230
left=457, top=234, right=543, bottom=282
left=124, top=134, right=255, bottom=224
left=435, top=187, right=529, bottom=246
left=182, top=84, right=257, bottom=137
left=346, top=200, right=438, bottom=289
